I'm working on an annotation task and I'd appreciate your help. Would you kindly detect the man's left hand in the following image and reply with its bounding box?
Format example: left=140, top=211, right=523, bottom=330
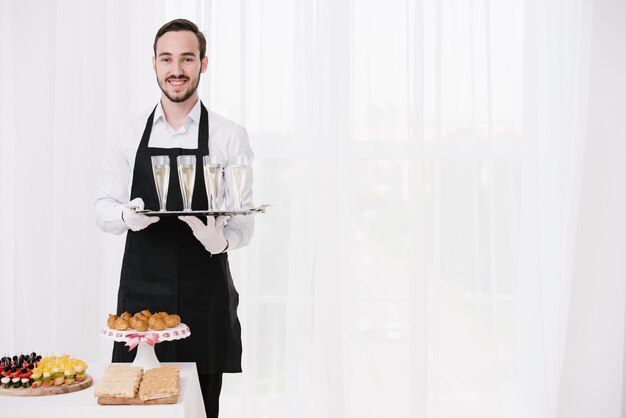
left=179, top=216, right=229, bottom=254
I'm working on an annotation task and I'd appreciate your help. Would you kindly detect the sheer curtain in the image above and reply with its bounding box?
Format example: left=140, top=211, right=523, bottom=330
left=1, top=1, right=624, bottom=417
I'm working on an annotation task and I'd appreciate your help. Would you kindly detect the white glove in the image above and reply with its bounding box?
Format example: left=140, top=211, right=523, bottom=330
left=122, top=198, right=159, bottom=232
left=179, top=216, right=229, bottom=254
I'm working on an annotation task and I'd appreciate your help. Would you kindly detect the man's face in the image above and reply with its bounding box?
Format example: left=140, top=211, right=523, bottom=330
left=153, top=31, right=208, bottom=103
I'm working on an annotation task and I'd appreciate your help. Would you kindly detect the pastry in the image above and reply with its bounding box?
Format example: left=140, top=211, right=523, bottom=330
left=133, top=312, right=147, bottom=321
left=114, top=317, right=130, bottom=331
left=147, top=314, right=161, bottom=328
left=165, top=314, right=181, bottom=328
left=107, top=314, right=119, bottom=329
left=151, top=317, right=166, bottom=331
left=129, top=317, right=148, bottom=332
left=105, top=309, right=182, bottom=331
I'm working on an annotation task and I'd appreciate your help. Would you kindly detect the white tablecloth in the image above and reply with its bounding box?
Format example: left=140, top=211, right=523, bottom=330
left=0, top=362, right=206, bottom=418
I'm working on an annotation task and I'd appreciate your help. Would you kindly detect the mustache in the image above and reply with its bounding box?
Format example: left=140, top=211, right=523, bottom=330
left=166, top=75, right=189, bottom=81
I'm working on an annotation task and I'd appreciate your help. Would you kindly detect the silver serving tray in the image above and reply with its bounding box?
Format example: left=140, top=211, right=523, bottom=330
left=136, top=205, right=270, bottom=217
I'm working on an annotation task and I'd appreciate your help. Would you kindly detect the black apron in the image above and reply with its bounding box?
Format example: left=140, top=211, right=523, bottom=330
left=112, top=103, right=242, bottom=374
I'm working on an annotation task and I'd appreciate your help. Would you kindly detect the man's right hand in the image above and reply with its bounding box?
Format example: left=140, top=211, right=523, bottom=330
left=122, top=198, right=159, bottom=231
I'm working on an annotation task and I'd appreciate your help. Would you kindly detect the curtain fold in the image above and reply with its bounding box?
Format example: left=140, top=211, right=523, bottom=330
left=557, top=0, right=626, bottom=416
left=519, top=0, right=594, bottom=416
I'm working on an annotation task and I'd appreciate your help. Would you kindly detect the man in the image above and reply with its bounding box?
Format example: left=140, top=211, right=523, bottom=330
left=95, top=18, right=254, bottom=418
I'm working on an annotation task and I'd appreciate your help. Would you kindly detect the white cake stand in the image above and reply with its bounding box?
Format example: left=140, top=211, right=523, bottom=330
left=100, top=323, right=191, bottom=370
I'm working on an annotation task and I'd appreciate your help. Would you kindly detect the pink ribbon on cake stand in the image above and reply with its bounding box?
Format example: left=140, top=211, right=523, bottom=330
left=124, top=332, right=160, bottom=351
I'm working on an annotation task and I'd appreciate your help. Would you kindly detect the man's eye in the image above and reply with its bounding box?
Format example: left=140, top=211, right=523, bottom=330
left=161, top=58, right=170, bottom=63
left=184, top=58, right=193, bottom=63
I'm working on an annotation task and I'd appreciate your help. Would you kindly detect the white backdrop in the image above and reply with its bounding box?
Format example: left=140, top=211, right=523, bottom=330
left=0, top=0, right=625, bottom=417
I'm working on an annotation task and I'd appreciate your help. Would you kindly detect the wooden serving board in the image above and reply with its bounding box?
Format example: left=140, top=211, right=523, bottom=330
left=97, top=394, right=178, bottom=405
left=0, top=375, right=92, bottom=397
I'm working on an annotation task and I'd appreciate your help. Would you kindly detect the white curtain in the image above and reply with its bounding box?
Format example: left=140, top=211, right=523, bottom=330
left=1, top=0, right=624, bottom=417
left=557, top=0, right=626, bottom=417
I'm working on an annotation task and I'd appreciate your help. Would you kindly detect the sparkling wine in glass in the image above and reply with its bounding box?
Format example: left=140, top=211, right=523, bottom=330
left=177, top=155, right=196, bottom=212
left=203, top=155, right=222, bottom=211
left=151, top=155, right=170, bottom=212
left=230, top=154, right=247, bottom=211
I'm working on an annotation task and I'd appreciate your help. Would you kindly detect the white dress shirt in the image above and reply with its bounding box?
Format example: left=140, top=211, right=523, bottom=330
left=95, top=99, right=255, bottom=251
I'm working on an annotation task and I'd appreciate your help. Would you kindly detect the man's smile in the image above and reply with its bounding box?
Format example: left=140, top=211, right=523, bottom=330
left=167, top=77, right=188, bottom=89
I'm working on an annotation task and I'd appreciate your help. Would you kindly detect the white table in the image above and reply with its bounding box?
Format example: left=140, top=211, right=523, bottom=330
left=0, top=362, right=206, bottom=418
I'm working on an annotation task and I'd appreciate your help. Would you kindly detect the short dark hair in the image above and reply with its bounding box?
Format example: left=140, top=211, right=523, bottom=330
left=153, top=19, right=207, bottom=60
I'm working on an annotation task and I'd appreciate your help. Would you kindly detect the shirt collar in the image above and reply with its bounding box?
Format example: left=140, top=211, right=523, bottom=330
left=153, top=99, right=202, bottom=127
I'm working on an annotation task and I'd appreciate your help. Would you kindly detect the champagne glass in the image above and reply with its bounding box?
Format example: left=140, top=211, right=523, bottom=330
left=151, top=155, right=170, bottom=212
left=177, top=155, right=196, bottom=212
left=203, top=155, right=222, bottom=211
left=230, top=154, right=248, bottom=211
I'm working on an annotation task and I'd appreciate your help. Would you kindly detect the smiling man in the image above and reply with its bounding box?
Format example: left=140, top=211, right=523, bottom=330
left=154, top=28, right=206, bottom=105
left=95, top=19, right=254, bottom=418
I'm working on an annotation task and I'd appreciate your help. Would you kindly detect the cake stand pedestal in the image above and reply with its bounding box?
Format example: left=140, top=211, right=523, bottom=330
left=99, top=323, right=191, bottom=370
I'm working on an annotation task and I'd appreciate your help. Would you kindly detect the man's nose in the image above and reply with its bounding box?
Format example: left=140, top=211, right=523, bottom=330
left=171, top=61, right=183, bottom=76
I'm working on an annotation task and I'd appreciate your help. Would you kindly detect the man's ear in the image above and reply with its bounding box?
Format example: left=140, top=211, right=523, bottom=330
left=201, top=56, right=208, bottom=73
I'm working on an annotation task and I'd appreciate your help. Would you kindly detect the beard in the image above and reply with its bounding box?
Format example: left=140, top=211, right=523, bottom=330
left=157, top=69, right=201, bottom=103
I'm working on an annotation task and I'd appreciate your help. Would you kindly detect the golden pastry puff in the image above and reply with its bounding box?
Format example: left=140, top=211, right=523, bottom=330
left=121, top=311, right=132, bottom=321
left=135, top=320, right=149, bottom=332
left=165, top=314, right=181, bottom=328
left=107, top=314, right=119, bottom=329
left=130, top=317, right=149, bottom=332
left=115, top=317, right=130, bottom=331
left=133, top=312, right=148, bottom=321
left=148, top=314, right=161, bottom=329
left=151, top=317, right=166, bottom=331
